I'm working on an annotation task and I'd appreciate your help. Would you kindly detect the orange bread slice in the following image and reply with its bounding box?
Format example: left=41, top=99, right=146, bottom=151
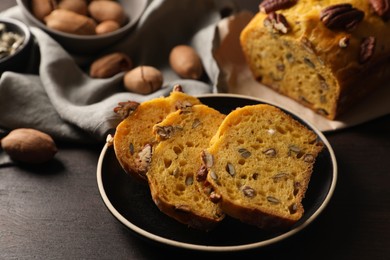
left=204, top=104, right=324, bottom=230
left=113, top=88, right=201, bottom=181
left=146, top=104, right=226, bottom=231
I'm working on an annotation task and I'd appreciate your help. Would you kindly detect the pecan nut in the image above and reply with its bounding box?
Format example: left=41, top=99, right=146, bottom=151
left=263, top=12, right=290, bottom=34
left=201, top=150, right=214, bottom=168
left=338, top=36, right=350, bottom=48
left=320, top=4, right=364, bottom=31
left=31, top=0, right=57, bottom=21
left=259, top=0, right=297, bottom=14
left=172, top=84, right=183, bottom=92
left=90, top=52, right=133, bottom=78
left=44, top=9, right=97, bottom=35
left=359, top=36, right=376, bottom=64
left=154, top=125, right=178, bottom=140
left=135, top=144, right=152, bottom=173
left=113, top=100, right=139, bottom=119
left=369, top=0, right=390, bottom=20
left=209, top=192, right=221, bottom=203
left=196, top=165, right=208, bottom=182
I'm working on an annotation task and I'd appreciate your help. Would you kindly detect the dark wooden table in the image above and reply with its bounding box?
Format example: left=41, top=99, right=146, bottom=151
left=1, top=1, right=389, bottom=259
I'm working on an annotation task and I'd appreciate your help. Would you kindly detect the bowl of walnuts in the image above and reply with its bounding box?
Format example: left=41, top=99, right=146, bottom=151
left=16, top=0, right=148, bottom=55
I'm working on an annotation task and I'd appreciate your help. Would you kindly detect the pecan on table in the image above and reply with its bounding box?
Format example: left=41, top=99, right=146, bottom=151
left=259, top=0, right=298, bottom=14
left=369, top=0, right=390, bottom=21
left=320, top=4, right=364, bottom=31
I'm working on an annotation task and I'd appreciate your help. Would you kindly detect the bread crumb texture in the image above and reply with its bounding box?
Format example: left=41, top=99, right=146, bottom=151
left=146, top=104, right=226, bottom=231
left=113, top=91, right=201, bottom=181
left=206, top=104, right=324, bottom=229
left=240, top=0, right=390, bottom=119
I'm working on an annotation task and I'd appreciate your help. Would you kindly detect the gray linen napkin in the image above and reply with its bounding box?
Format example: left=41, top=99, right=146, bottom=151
left=0, top=0, right=237, bottom=143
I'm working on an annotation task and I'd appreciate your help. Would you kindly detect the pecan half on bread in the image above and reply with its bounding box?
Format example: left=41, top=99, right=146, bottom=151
left=320, top=4, right=364, bottom=31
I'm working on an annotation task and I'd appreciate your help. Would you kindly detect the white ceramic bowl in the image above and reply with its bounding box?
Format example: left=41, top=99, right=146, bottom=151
left=0, top=17, right=33, bottom=74
left=16, top=0, right=148, bottom=55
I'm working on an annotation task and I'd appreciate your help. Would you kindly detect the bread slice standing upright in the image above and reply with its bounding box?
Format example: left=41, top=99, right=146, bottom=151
left=113, top=87, right=201, bottom=181
left=146, top=104, right=226, bottom=231
left=204, top=104, right=324, bottom=230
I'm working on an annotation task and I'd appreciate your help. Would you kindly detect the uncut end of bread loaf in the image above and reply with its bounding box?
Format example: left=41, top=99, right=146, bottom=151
left=146, top=104, right=226, bottom=231
left=113, top=88, right=201, bottom=181
left=240, top=0, right=390, bottom=120
left=204, top=104, right=324, bottom=230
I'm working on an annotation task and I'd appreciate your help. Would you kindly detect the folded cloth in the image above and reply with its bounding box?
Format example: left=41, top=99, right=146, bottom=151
left=0, top=0, right=237, bottom=143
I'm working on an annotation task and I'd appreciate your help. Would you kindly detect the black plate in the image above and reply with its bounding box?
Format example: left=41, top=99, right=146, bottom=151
left=97, top=94, right=337, bottom=252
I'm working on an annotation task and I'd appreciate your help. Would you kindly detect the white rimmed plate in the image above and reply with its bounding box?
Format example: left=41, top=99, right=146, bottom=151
left=96, top=93, right=337, bottom=252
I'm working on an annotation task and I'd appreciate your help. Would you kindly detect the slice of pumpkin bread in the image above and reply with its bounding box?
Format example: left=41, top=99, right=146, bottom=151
left=146, top=104, right=226, bottom=231
left=113, top=87, right=201, bottom=181
left=204, top=104, right=324, bottom=230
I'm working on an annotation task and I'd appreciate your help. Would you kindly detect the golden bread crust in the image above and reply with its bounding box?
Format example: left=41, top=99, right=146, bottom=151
left=113, top=91, right=201, bottom=181
left=240, top=0, right=390, bottom=119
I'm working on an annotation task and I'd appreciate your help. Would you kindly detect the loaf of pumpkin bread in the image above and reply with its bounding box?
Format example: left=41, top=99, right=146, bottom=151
left=240, top=0, right=390, bottom=119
